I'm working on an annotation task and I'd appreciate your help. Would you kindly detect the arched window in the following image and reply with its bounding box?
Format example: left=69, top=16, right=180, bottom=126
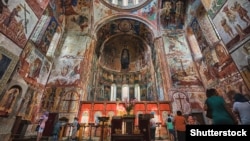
left=60, top=91, right=80, bottom=113
left=102, top=0, right=151, bottom=11
left=134, top=84, right=140, bottom=101
left=122, top=84, right=129, bottom=101
left=110, top=83, right=117, bottom=101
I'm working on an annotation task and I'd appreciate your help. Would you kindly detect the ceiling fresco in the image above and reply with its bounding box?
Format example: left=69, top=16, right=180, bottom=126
left=62, top=0, right=91, bottom=34
left=160, top=0, right=186, bottom=29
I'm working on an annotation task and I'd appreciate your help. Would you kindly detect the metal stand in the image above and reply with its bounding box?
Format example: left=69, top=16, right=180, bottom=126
left=67, top=124, right=72, bottom=141
left=98, top=117, right=109, bottom=141
left=94, top=125, right=100, bottom=136
left=82, top=124, right=86, bottom=140
left=88, top=123, right=94, bottom=141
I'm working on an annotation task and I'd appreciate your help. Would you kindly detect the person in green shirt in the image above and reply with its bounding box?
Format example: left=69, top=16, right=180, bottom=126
left=204, top=88, right=236, bottom=125
left=166, top=114, right=176, bottom=141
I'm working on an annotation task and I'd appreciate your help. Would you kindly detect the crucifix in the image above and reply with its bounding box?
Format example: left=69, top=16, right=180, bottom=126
left=20, top=3, right=30, bottom=34
left=175, top=93, right=185, bottom=112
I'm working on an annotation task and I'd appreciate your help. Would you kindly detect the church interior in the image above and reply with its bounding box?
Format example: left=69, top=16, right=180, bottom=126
left=0, top=0, right=250, bottom=140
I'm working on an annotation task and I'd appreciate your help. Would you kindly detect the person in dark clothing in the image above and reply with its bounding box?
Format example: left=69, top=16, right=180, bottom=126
left=52, top=121, right=62, bottom=141
left=150, top=116, right=156, bottom=141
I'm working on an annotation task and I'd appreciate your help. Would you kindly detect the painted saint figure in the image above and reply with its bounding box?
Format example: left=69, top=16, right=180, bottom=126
left=3, top=5, right=21, bottom=27
left=28, top=58, right=42, bottom=79
left=121, top=49, right=129, bottom=70
left=0, top=85, right=21, bottom=113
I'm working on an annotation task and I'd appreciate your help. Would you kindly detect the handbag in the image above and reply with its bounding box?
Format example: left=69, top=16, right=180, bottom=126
left=224, top=104, right=238, bottom=124
left=35, top=125, right=40, bottom=131
left=206, top=108, right=212, bottom=118
left=205, top=102, right=212, bottom=118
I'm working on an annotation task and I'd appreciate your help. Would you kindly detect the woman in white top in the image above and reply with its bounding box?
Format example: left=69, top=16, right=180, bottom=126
left=233, top=93, right=250, bottom=125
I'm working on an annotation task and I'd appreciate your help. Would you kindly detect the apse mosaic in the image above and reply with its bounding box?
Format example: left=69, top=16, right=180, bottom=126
left=99, top=35, right=149, bottom=72
left=96, top=19, right=153, bottom=56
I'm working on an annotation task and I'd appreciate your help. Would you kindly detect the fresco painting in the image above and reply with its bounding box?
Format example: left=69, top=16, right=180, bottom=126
left=25, top=0, right=49, bottom=18
left=231, top=39, right=250, bottom=89
left=212, top=0, right=250, bottom=49
left=196, top=6, right=220, bottom=46
left=138, top=0, right=157, bottom=26
left=63, top=0, right=91, bottom=34
left=36, top=17, right=58, bottom=55
left=190, top=18, right=210, bottom=52
left=0, top=33, right=20, bottom=94
left=163, top=33, right=202, bottom=87
left=19, top=42, right=52, bottom=86
left=201, top=0, right=227, bottom=19
left=0, top=0, right=38, bottom=48
left=0, top=47, right=18, bottom=95
left=160, top=0, right=186, bottom=30
left=47, top=35, right=91, bottom=86
left=93, top=0, right=116, bottom=24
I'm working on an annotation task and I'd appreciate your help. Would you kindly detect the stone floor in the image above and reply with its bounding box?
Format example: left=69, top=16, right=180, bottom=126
left=15, top=128, right=171, bottom=141
left=79, top=134, right=170, bottom=141
left=12, top=134, right=170, bottom=141
left=59, top=135, right=170, bottom=141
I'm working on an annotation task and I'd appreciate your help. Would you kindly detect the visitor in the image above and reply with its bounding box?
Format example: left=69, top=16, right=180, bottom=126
left=232, top=93, right=250, bottom=124
left=52, top=120, right=62, bottom=141
left=173, top=111, right=186, bottom=141
left=71, top=117, right=79, bottom=141
left=150, top=115, right=157, bottom=141
left=192, top=116, right=200, bottom=125
left=204, top=88, right=237, bottom=125
left=187, top=115, right=195, bottom=125
left=36, top=111, right=49, bottom=141
left=187, top=115, right=199, bottom=125
left=165, top=114, right=176, bottom=141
